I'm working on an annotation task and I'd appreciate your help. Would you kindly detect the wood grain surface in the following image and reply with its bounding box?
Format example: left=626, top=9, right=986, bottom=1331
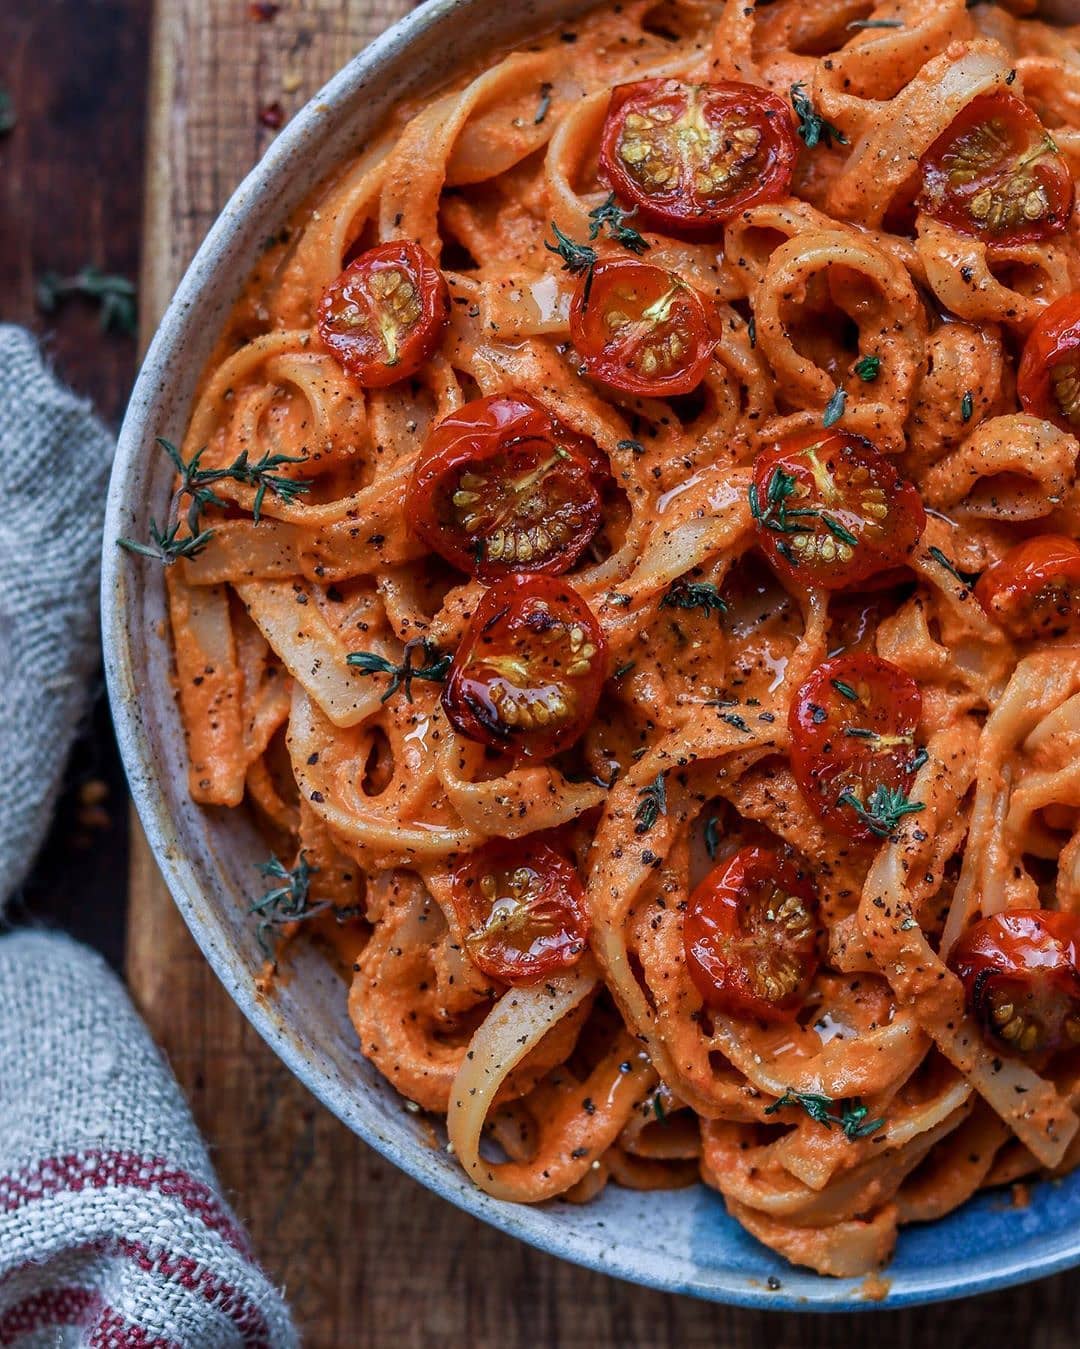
left=128, top=3, right=1080, bottom=1344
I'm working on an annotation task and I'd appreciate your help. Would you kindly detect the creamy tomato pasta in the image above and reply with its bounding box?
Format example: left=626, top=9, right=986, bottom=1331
left=122, top=0, right=1080, bottom=1278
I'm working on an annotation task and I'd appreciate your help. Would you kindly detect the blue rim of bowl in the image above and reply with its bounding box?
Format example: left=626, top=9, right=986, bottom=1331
left=101, top=0, right=1080, bottom=1312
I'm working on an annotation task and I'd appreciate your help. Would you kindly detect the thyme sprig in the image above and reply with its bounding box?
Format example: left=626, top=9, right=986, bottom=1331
left=748, top=462, right=857, bottom=562
left=749, top=466, right=800, bottom=533
left=587, top=192, right=650, bottom=254
left=346, top=638, right=452, bottom=703
left=213, top=448, right=313, bottom=523
left=635, top=772, right=667, bottom=835
left=545, top=223, right=599, bottom=305
left=837, top=782, right=925, bottom=838
left=36, top=266, right=137, bottom=335
left=659, top=579, right=728, bottom=622
left=117, top=437, right=312, bottom=564
left=545, top=196, right=649, bottom=307
left=250, top=851, right=325, bottom=956
left=765, top=1089, right=885, bottom=1141
left=790, top=84, right=848, bottom=150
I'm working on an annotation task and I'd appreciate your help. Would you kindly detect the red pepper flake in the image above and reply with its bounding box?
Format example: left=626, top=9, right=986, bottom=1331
left=258, top=101, right=286, bottom=130
left=249, top=2, right=281, bottom=20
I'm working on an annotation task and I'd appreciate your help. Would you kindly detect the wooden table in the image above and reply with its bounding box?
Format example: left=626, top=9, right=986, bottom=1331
left=5, top=1, right=1080, bottom=1343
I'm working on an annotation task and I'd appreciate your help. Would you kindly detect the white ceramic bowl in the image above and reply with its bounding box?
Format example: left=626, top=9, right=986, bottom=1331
left=102, top=0, right=1080, bottom=1310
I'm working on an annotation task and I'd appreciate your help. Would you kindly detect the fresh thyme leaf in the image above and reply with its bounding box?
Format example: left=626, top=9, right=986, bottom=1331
left=613, top=660, right=636, bottom=680
left=830, top=678, right=858, bottom=701
left=588, top=192, right=650, bottom=254
left=617, top=437, right=647, bottom=456
left=909, top=747, right=929, bottom=774
left=250, top=851, right=326, bottom=957
left=0, top=86, right=14, bottom=134
left=535, top=81, right=553, bottom=125
left=36, top=265, right=137, bottom=335
left=346, top=638, right=452, bottom=704
left=928, top=545, right=978, bottom=587
left=765, top=1089, right=885, bottom=1140
left=837, top=783, right=925, bottom=838
left=747, top=315, right=756, bottom=348
left=961, top=390, right=974, bottom=422
left=545, top=222, right=598, bottom=305
left=704, top=815, right=721, bottom=860
left=607, top=592, right=631, bottom=606
left=822, top=514, right=858, bottom=547
left=790, top=83, right=848, bottom=150
left=854, top=354, right=881, bottom=382
left=652, top=1094, right=667, bottom=1124
left=635, top=772, right=667, bottom=835
left=822, top=386, right=847, bottom=428
left=659, top=579, right=728, bottom=622
left=843, top=726, right=878, bottom=740
left=720, top=711, right=751, bottom=733
left=847, top=17, right=903, bottom=27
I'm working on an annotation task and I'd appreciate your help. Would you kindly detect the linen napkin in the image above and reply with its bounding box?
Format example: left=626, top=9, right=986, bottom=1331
left=0, top=325, right=297, bottom=1348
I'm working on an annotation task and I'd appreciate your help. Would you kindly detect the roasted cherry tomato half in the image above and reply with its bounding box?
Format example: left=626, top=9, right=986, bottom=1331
left=918, top=92, right=1074, bottom=244
left=750, top=429, right=926, bottom=590
left=975, top=534, right=1080, bottom=641
left=599, top=79, right=799, bottom=237
left=451, top=840, right=588, bottom=985
left=441, top=573, right=606, bottom=760
left=948, top=909, right=1080, bottom=1054
left=317, top=241, right=449, bottom=386
left=1018, top=293, right=1080, bottom=433
left=569, top=259, right=714, bottom=397
left=789, top=654, right=924, bottom=843
left=406, top=393, right=606, bottom=579
left=684, top=846, right=820, bottom=1021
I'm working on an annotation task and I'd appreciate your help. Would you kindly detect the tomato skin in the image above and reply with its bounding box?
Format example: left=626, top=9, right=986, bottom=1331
left=405, top=393, right=606, bottom=579
left=750, top=429, right=926, bottom=591
left=1018, top=294, right=1080, bottom=433
left=948, top=910, right=1080, bottom=1054
left=317, top=241, right=449, bottom=387
left=789, top=654, right=923, bottom=843
left=599, top=79, right=799, bottom=237
left=918, top=92, right=1074, bottom=245
left=974, top=534, right=1080, bottom=641
left=441, top=573, right=606, bottom=760
left=684, top=847, right=820, bottom=1021
left=569, top=259, right=714, bottom=397
left=451, top=840, right=588, bottom=985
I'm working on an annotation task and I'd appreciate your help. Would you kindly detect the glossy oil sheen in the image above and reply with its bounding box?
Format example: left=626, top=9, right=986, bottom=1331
left=100, top=0, right=1080, bottom=1311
